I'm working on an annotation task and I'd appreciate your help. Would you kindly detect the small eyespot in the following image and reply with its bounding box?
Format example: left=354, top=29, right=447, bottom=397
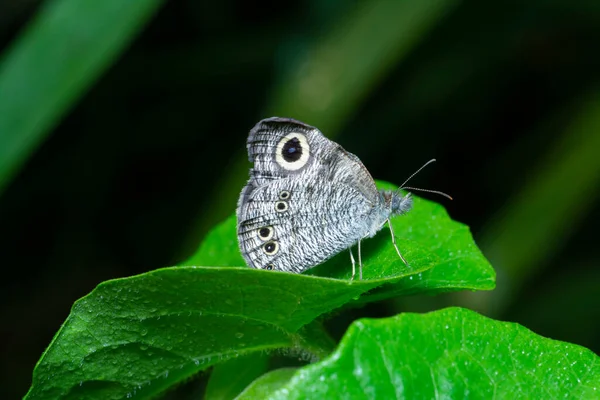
left=275, top=133, right=310, bottom=171
left=257, top=226, right=274, bottom=241
left=275, top=201, right=288, bottom=212
left=265, top=264, right=274, bottom=270
left=279, top=190, right=290, bottom=200
left=263, top=241, right=279, bottom=255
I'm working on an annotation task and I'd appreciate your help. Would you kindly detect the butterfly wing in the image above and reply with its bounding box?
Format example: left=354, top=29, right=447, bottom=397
left=237, top=117, right=383, bottom=272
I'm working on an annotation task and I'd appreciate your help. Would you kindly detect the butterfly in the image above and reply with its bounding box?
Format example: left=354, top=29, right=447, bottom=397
left=236, top=117, right=448, bottom=279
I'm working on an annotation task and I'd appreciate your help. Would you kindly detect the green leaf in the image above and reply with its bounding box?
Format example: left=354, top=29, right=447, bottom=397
left=262, top=307, right=600, bottom=399
left=26, top=189, right=492, bottom=399
left=237, top=368, right=298, bottom=399
left=184, top=183, right=495, bottom=294
left=205, top=354, right=270, bottom=400
left=0, top=0, right=164, bottom=195
left=22, top=267, right=443, bottom=399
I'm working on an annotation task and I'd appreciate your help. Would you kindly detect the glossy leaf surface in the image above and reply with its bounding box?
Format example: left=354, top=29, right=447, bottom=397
left=263, top=308, right=600, bottom=399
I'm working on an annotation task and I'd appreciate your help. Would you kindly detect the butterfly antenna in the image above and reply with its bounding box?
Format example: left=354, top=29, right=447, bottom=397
left=397, top=159, right=453, bottom=200
left=398, top=158, right=437, bottom=188
left=398, top=158, right=435, bottom=190
left=401, top=187, right=453, bottom=200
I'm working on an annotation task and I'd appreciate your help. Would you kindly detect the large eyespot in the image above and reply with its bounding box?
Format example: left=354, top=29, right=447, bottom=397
left=275, top=133, right=310, bottom=171
left=279, top=190, right=291, bottom=200
left=257, top=226, right=274, bottom=241
left=275, top=201, right=288, bottom=212
left=263, top=241, right=279, bottom=255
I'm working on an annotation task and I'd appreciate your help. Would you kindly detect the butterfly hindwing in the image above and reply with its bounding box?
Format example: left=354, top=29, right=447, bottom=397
left=237, top=174, right=374, bottom=272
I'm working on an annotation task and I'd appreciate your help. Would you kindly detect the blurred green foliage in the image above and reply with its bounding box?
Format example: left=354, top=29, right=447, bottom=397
left=1, top=0, right=599, bottom=398
left=0, top=0, right=164, bottom=196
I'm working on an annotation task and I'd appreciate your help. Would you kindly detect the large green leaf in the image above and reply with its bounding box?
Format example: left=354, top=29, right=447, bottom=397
left=252, top=307, right=600, bottom=399
left=26, top=192, right=492, bottom=399
left=0, top=0, right=164, bottom=195
left=185, top=183, right=495, bottom=294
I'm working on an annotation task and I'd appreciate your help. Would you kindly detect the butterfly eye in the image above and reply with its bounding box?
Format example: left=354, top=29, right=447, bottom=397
left=279, top=190, right=291, bottom=200
left=265, top=264, right=275, bottom=270
left=275, top=201, right=288, bottom=212
left=263, top=241, right=279, bottom=255
left=275, top=133, right=310, bottom=171
left=257, top=226, right=274, bottom=241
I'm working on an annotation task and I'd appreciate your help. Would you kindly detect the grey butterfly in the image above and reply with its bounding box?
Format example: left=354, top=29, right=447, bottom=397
left=236, top=117, right=441, bottom=279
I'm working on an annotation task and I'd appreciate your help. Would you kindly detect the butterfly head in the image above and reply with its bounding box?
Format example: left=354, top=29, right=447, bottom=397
left=377, top=190, right=413, bottom=219
left=390, top=191, right=413, bottom=216
left=390, top=159, right=452, bottom=215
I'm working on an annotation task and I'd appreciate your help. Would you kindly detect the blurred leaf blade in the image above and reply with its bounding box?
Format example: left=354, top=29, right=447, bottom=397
left=481, top=89, right=600, bottom=299
left=268, top=0, right=459, bottom=134
left=0, top=0, right=164, bottom=195
left=265, top=307, right=600, bottom=399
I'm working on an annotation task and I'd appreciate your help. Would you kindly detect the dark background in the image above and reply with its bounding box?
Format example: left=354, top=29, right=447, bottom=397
left=1, top=1, right=599, bottom=398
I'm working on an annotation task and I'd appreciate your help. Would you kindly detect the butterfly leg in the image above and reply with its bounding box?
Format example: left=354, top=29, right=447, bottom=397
left=349, top=247, right=356, bottom=281
left=387, top=218, right=408, bottom=266
left=358, top=239, right=363, bottom=280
